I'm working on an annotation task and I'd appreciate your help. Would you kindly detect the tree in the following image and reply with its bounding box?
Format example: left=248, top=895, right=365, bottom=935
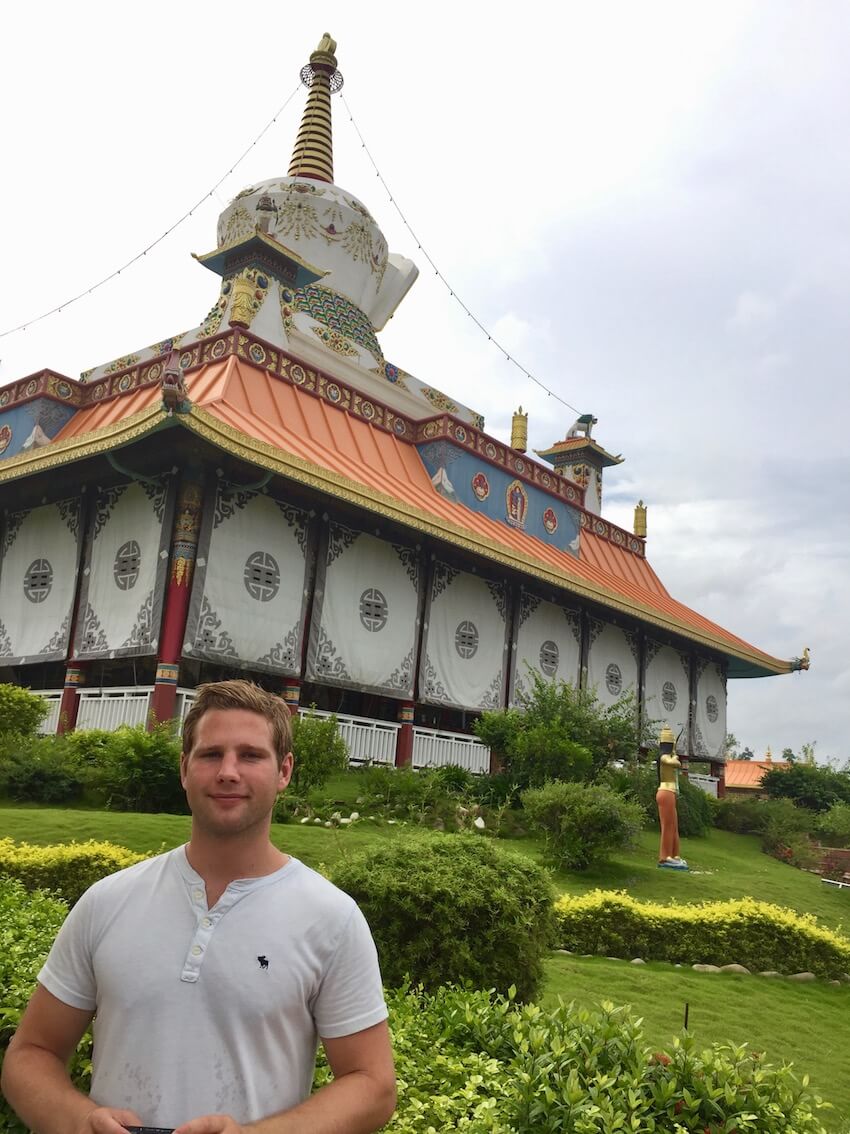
left=739, top=747, right=755, bottom=761
left=474, top=672, right=647, bottom=788
left=761, top=762, right=850, bottom=812
left=725, top=733, right=740, bottom=757
left=781, top=747, right=797, bottom=764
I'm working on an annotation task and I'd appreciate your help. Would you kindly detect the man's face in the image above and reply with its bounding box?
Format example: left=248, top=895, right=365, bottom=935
left=180, top=708, right=293, bottom=838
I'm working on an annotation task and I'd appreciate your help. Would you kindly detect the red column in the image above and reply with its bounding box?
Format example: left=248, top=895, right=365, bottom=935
left=282, top=678, right=302, bottom=717
left=56, top=663, right=87, bottom=734
left=148, top=472, right=204, bottom=729
left=711, top=760, right=726, bottom=798
left=395, top=700, right=414, bottom=767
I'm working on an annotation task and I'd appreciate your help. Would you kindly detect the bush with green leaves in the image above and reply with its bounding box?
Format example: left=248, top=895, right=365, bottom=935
left=78, top=724, right=186, bottom=813
left=0, top=683, right=48, bottom=738
left=0, top=838, right=149, bottom=905
left=348, top=986, right=829, bottom=1132
left=474, top=672, right=646, bottom=787
left=521, top=780, right=644, bottom=870
left=602, top=760, right=714, bottom=837
left=554, top=889, right=850, bottom=978
left=0, top=733, right=82, bottom=804
left=762, top=761, right=850, bottom=811
left=817, top=801, right=850, bottom=846
left=330, top=834, right=555, bottom=1001
left=289, top=710, right=348, bottom=795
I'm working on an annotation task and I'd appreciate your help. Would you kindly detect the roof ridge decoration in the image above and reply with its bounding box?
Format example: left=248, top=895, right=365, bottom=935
left=288, top=34, right=343, bottom=184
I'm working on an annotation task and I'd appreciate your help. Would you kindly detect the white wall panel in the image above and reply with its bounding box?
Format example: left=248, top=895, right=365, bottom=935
left=586, top=619, right=638, bottom=708
left=644, top=640, right=691, bottom=752
left=694, top=659, right=727, bottom=760
left=511, top=591, right=581, bottom=704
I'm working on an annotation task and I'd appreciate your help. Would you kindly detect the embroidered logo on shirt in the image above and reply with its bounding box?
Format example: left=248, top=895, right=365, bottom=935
left=257, top=955, right=269, bottom=970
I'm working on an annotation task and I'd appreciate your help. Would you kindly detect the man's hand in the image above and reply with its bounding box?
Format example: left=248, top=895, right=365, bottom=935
left=174, top=1116, right=242, bottom=1134
left=80, top=1108, right=144, bottom=1134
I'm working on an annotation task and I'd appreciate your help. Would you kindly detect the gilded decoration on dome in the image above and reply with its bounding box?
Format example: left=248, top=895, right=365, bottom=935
left=229, top=269, right=269, bottom=329
left=295, top=285, right=382, bottom=358
left=103, top=354, right=140, bottom=375
left=220, top=205, right=253, bottom=245
left=276, top=197, right=320, bottom=242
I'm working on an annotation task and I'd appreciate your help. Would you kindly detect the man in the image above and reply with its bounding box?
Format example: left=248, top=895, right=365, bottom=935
left=2, top=680, right=396, bottom=1134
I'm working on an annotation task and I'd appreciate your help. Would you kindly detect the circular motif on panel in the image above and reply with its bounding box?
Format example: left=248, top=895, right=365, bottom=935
left=91, top=384, right=106, bottom=400
left=541, top=472, right=551, bottom=487
left=117, top=373, right=133, bottom=392
left=605, top=662, right=622, bottom=696
left=113, top=540, right=141, bottom=591
left=180, top=351, right=193, bottom=370
left=423, top=420, right=439, bottom=439
left=249, top=344, right=267, bottom=365
left=25, top=379, right=39, bottom=397
left=243, top=550, right=280, bottom=602
left=0, top=425, right=11, bottom=454
left=211, top=339, right=228, bottom=359
left=484, top=442, right=497, bottom=459
left=24, top=558, right=53, bottom=603
left=360, top=400, right=375, bottom=421
left=662, top=681, right=677, bottom=712
left=290, top=364, right=306, bottom=385
left=514, top=458, right=526, bottom=474
left=56, top=380, right=72, bottom=399
left=455, top=620, right=479, bottom=660
left=359, top=587, right=388, bottom=632
left=326, top=383, right=341, bottom=403
left=612, top=529, right=624, bottom=545
left=706, top=694, right=719, bottom=723
left=471, top=472, right=490, bottom=501
left=148, top=363, right=163, bottom=382
left=385, top=363, right=400, bottom=383
left=539, top=640, right=559, bottom=676
left=594, top=519, right=608, bottom=536
left=0, top=391, right=9, bottom=407
left=629, top=538, right=641, bottom=552
left=393, top=418, right=406, bottom=436
left=542, top=507, right=558, bottom=534
left=454, top=426, right=467, bottom=443
left=566, top=486, right=578, bottom=501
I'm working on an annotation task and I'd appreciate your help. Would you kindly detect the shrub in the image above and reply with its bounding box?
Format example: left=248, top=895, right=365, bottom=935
left=713, top=795, right=769, bottom=833
left=330, top=834, right=555, bottom=1001
left=675, top=774, right=715, bottom=837
left=521, top=781, right=644, bottom=870
left=81, top=724, right=186, bottom=813
left=0, top=734, right=82, bottom=804
left=0, top=838, right=149, bottom=905
left=817, top=801, right=850, bottom=846
left=762, top=762, right=850, bottom=811
left=554, top=889, right=850, bottom=978
left=0, top=683, right=48, bottom=738
left=317, top=986, right=831, bottom=1132
left=475, top=672, right=646, bottom=786
left=290, top=710, right=348, bottom=795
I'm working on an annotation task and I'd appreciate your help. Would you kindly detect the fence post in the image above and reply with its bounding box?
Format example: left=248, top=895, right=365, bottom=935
left=395, top=701, right=414, bottom=767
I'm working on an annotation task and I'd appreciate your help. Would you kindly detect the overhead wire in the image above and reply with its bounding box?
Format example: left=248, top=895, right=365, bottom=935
left=340, top=93, right=582, bottom=417
left=0, top=85, right=303, bottom=341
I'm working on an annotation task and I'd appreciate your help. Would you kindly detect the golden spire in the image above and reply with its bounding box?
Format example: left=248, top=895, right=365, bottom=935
left=511, top=406, right=528, bottom=452
left=288, top=34, right=343, bottom=184
left=634, top=500, right=647, bottom=539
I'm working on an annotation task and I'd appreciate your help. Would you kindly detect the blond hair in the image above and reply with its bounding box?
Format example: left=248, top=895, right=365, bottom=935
left=182, top=680, right=293, bottom=766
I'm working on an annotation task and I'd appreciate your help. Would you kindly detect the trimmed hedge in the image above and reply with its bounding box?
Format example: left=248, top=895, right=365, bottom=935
left=330, top=834, right=556, bottom=1001
left=554, top=889, right=850, bottom=978
left=0, top=838, right=149, bottom=905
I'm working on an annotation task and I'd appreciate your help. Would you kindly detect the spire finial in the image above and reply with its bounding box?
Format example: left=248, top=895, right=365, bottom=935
left=288, top=34, right=344, bottom=184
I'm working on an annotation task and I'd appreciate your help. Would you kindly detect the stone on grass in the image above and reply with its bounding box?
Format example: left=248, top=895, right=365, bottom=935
left=720, top=964, right=750, bottom=974
left=759, top=971, right=781, bottom=978
left=788, top=971, right=816, bottom=982
left=630, top=958, right=646, bottom=965
left=692, top=963, right=721, bottom=973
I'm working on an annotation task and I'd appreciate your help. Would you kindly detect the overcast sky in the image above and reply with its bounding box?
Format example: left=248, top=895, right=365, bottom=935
left=1, top=1, right=847, bottom=762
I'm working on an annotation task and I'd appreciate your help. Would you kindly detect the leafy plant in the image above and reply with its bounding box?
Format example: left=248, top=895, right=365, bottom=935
left=289, top=710, right=348, bottom=795
left=0, top=734, right=82, bottom=804
left=0, top=684, right=48, bottom=738
left=762, top=762, right=850, bottom=812
left=78, top=724, right=186, bottom=813
left=0, top=838, right=148, bottom=905
left=521, top=780, right=644, bottom=869
left=817, top=801, right=850, bottom=846
left=475, top=672, right=646, bottom=787
left=330, top=834, right=555, bottom=1001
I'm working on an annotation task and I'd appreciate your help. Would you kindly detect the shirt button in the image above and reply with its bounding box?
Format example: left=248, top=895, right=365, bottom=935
left=192, top=945, right=202, bottom=956
left=193, top=889, right=204, bottom=900
left=202, top=917, right=212, bottom=928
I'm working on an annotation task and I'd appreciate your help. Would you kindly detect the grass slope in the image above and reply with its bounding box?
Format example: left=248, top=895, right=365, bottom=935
left=544, top=953, right=850, bottom=1132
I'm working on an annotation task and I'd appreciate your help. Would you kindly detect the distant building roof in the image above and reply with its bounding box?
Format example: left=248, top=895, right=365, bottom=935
left=725, top=759, right=790, bottom=790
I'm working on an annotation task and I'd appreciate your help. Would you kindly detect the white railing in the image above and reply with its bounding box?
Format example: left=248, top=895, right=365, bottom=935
left=298, top=708, right=399, bottom=766
left=412, top=726, right=491, bottom=774
left=74, top=686, right=196, bottom=733
left=34, top=690, right=64, bottom=735
left=689, top=772, right=719, bottom=798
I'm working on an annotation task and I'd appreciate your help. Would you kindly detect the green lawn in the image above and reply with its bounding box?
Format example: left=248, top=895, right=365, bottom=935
left=3, top=803, right=850, bottom=1128
left=543, top=953, right=850, bottom=1131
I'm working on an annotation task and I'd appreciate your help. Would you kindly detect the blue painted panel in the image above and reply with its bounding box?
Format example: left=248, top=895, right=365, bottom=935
left=0, top=400, right=77, bottom=461
left=417, top=440, right=580, bottom=556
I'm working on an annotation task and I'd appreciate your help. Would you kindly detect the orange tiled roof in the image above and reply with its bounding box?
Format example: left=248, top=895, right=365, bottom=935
left=725, top=760, right=791, bottom=789
left=37, top=356, right=791, bottom=676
